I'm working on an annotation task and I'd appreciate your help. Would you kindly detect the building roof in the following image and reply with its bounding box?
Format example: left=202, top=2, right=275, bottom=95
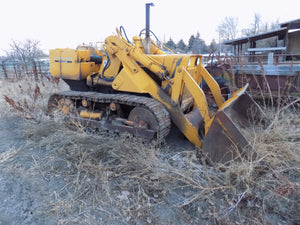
left=224, top=18, right=300, bottom=46
left=280, top=18, right=300, bottom=30
left=223, top=27, right=287, bottom=45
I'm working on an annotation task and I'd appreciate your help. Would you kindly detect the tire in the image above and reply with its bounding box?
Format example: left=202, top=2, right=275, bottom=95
left=200, top=76, right=230, bottom=100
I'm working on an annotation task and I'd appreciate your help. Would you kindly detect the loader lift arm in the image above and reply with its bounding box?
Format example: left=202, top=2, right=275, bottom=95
left=101, top=32, right=264, bottom=161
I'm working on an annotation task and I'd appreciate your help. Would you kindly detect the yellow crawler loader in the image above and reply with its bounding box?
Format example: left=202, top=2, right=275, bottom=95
left=48, top=4, right=265, bottom=163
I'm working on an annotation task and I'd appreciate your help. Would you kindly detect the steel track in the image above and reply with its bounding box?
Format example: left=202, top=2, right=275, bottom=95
left=48, top=91, right=171, bottom=142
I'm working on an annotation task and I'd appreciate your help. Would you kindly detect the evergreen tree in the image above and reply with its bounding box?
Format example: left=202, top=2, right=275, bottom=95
left=165, top=38, right=176, bottom=51
left=188, top=35, right=196, bottom=53
left=189, top=32, right=208, bottom=54
left=209, top=39, right=218, bottom=53
left=176, top=39, right=186, bottom=53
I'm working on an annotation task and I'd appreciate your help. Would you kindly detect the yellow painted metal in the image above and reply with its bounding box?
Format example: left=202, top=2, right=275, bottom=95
left=57, top=98, right=75, bottom=115
left=104, top=35, right=168, bottom=79
left=80, top=110, right=102, bottom=120
left=109, top=102, right=119, bottom=111
left=101, top=36, right=213, bottom=147
left=132, top=36, right=169, bottom=55
left=219, top=84, right=249, bottom=111
left=78, top=50, right=90, bottom=61
left=49, top=48, right=63, bottom=78
left=181, top=67, right=211, bottom=128
left=49, top=48, right=98, bottom=80
left=170, top=67, right=183, bottom=104
left=100, top=51, right=121, bottom=79
left=81, top=99, right=89, bottom=107
left=200, top=65, right=224, bottom=108
left=49, top=29, right=257, bottom=154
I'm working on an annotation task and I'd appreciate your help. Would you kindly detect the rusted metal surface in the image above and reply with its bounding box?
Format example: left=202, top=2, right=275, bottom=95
left=74, top=117, right=157, bottom=141
left=232, top=54, right=300, bottom=95
left=204, top=53, right=300, bottom=97
left=220, top=18, right=300, bottom=97
left=202, top=91, right=266, bottom=164
left=234, top=72, right=300, bottom=94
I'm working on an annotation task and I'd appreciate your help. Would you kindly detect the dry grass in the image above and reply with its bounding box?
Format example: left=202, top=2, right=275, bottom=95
left=0, top=76, right=299, bottom=224
left=0, top=75, right=67, bottom=119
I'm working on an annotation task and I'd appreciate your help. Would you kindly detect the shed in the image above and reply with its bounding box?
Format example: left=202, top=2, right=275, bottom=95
left=224, top=18, right=300, bottom=56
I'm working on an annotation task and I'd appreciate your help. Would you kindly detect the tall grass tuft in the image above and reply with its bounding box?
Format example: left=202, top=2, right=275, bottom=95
left=0, top=76, right=68, bottom=119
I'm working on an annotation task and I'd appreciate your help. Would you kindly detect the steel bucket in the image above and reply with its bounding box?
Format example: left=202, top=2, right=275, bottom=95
left=202, top=84, right=267, bottom=164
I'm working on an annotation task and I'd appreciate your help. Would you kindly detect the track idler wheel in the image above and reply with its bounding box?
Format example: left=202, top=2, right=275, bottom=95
left=57, top=98, right=77, bottom=116
left=128, top=106, right=160, bottom=139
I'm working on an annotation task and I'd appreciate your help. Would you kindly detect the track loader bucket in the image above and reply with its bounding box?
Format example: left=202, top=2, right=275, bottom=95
left=202, top=84, right=266, bottom=164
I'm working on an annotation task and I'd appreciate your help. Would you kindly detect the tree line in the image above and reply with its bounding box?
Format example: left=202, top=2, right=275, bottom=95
left=164, top=13, right=279, bottom=54
left=163, top=33, right=218, bottom=54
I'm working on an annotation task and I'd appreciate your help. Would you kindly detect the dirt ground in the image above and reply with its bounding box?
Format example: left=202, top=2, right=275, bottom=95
left=0, top=117, right=201, bottom=223
left=0, top=78, right=299, bottom=225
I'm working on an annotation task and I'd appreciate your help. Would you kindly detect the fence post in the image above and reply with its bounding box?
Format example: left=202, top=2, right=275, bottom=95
left=22, top=62, right=26, bottom=77
left=32, top=60, right=38, bottom=81
left=267, top=52, right=274, bottom=65
left=13, top=63, right=19, bottom=79
left=1, top=61, right=8, bottom=79
left=17, top=63, right=22, bottom=78
left=38, top=61, right=42, bottom=76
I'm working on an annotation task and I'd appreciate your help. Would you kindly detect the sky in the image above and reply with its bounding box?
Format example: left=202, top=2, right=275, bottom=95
left=0, top=0, right=299, bottom=55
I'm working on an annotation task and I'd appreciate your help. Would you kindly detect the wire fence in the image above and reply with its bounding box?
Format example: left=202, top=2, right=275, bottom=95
left=0, top=60, right=50, bottom=80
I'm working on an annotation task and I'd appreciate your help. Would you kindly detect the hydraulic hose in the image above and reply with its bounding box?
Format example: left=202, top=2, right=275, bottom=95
left=119, top=26, right=133, bottom=45
left=139, top=29, right=174, bottom=54
left=100, top=51, right=115, bottom=82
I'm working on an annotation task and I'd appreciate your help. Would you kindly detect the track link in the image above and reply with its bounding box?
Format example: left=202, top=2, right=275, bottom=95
left=48, top=91, right=171, bottom=143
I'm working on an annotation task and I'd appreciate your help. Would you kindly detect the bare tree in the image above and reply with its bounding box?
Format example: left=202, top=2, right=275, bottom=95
left=242, top=13, right=262, bottom=36
left=6, top=39, right=46, bottom=80
left=260, top=18, right=280, bottom=32
left=242, top=13, right=280, bottom=47
left=242, top=13, right=279, bottom=36
left=217, top=17, right=239, bottom=41
left=7, top=39, right=45, bottom=63
left=253, top=13, right=261, bottom=34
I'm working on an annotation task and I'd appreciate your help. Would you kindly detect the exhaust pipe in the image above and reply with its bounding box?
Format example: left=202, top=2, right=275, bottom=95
left=145, top=3, right=154, bottom=54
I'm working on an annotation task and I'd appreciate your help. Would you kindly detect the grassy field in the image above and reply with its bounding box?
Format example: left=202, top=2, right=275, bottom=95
left=0, top=76, right=299, bottom=224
